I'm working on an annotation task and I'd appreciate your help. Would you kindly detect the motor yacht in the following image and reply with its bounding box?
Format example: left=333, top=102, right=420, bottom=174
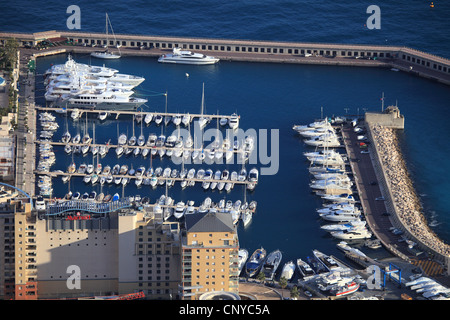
left=158, top=47, right=220, bottom=65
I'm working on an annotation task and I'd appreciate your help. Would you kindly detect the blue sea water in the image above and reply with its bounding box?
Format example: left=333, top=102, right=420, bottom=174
left=4, top=1, right=450, bottom=270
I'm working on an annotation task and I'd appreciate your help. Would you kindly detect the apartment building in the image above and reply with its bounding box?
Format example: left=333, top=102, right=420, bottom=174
left=181, top=211, right=240, bottom=299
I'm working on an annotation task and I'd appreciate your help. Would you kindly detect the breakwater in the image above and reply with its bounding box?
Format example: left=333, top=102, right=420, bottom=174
left=369, top=123, right=450, bottom=267
left=1, top=30, right=450, bottom=85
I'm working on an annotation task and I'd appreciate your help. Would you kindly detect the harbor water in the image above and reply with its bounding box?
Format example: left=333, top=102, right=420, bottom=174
left=34, top=52, right=450, bottom=274
left=4, top=0, right=448, bottom=278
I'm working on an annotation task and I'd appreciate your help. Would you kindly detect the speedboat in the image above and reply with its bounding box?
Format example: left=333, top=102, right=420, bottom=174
left=328, top=279, right=360, bottom=297
left=238, top=249, right=249, bottom=275
left=174, top=201, right=186, bottom=219
left=321, top=193, right=356, bottom=203
left=247, top=168, right=258, bottom=191
left=330, top=228, right=372, bottom=240
left=245, top=247, right=266, bottom=278
left=296, top=259, right=315, bottom=279
left=158, top=47, right=220, bottom=65
left=319, top=211, right=361, bottom=222
left=228, top=113, right=239, bottom=130
left=313, top=249, right=340, bottom=272
left=320, top=220, right=366, bottom=232
left=262, top=249, right=282, bottom=280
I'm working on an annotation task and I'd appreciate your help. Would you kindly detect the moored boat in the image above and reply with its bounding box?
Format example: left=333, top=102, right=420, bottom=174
left=245, top=247, right=266, bottom=278
left=262, top=249, right=282, bottom=280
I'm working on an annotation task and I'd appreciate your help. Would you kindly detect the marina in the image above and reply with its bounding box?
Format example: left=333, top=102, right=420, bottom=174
left=30, top=53, right=450, bottom=297
left=6, top=26, right=450, bottom=296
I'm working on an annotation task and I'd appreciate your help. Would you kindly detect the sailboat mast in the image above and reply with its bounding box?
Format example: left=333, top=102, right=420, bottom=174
left=201, top=83, right=205, bottom=115
left=105, top=13, right=108, bottom=45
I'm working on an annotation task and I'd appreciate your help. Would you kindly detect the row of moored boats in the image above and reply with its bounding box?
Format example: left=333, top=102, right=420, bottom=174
left=64, top=162, right=259, bottom=191
left=239, top=247, right=364, bottom=297
left=294, top=118, right=373, bottom=241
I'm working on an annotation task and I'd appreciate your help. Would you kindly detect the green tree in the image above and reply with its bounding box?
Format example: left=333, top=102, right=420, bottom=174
left=290, top=286, right=299, bottom=300
left=279, top=276, right=288, bottom=290
left=256, top=271, right=266, bottom=282
left=0, top=38, right=19, bottom=71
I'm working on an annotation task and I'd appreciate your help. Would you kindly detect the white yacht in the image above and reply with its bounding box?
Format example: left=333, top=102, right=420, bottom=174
left=321, top=193, right=356, bottom=203
left=91, top=13, right=121, bottom=59
left=330, top=228, right=373, bottom=240
left=281, top=261, right=295, bottom=281
left=53, top=91, right=147, bottom=110
left=228, top=113, right=239, bottom=130
left=174, top=201, right=186, bottom=219
left=237, top=249, right=249, bottom=275
left=44, top=54, right=118, bottom=78
left=107, top=73, right=145, bottom=86
left=293, top=119, right=330, bottom=132
left=321, top=220, right=366, bottom=232
left=319, top=211, right=361, bottom=222
left=304, top=134, right=341, bottom=148
left=158, top=47, right=220, bottom=65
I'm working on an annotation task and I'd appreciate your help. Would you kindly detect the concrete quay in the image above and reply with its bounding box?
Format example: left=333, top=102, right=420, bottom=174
left=341, top=120, right=450, bottom=289
left=1, top=30, right=450, bottom=86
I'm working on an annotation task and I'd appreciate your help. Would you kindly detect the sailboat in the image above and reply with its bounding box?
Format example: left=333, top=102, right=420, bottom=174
left=198, top=83, right=208, bottom=129
left=91, top=13, right=121, bottom=59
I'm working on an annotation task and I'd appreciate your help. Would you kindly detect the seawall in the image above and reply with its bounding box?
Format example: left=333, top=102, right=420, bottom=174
left=366, top=122, right=450, bottom=273
left=1, top=30, right=450, bottom=86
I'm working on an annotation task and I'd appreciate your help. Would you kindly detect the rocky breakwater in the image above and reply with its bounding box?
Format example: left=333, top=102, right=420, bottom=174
left=371, top=124, right=450, bottom=258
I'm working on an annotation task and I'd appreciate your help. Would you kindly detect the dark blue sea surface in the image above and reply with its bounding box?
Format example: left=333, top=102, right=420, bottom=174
left=5, top=1, right=450, bottom=272
left=3, top=1, right=450, bottom=57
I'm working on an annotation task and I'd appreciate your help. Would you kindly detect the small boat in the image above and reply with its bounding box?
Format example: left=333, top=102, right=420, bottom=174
left=228, top=113, right=239, bottom=130
left=98, top=111, right=108, bottom=121
left=154, top=114, right=163, bottom=125
left=296, top=259, right=316, bottom=279
left=245, top=247, right=266, bottom=278
left=306, top=255, right=328, bottom=274
left=219, top=117, right=228, bottom=126
left=281, top=261, right=295, bottom=281
left=247, top=168, right=258, bottom=191
left=144, top=113, right=153, bottom=126
left=88, top=191, right=97, bottom=201
left=182, top=114, right=191, bottom=126
left=330, top=228, right=372, bottom=240
left=320, top=220, right=366, bottom=232
left=238, top=249, right=249, bottom=275
left=241, top=210, right=252, bottom=227
left=72, top=192, right=81, bottom=200
left=336, top=241, right=368, bottom=258
left=313, top=249, right=340, bottom=272
left=174, top=201, right=186, bottom=219
left=96, top=192, right=104, bottom=202
left=262, top=249, right=282, bottom=280
left=112, top=193, right=120, bottom=202
left=331, top=280, right=360, bottom=297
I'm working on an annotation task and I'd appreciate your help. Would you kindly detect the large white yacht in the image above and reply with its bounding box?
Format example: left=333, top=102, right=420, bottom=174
left=158, top=47, right=220, bottom=65
left=44, top=55, right=118, bottom=78
left=52, top=91, right=147, bottom=110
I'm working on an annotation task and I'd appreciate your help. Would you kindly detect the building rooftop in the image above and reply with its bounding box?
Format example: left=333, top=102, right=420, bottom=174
left=185, top=211, right=235, bottom=233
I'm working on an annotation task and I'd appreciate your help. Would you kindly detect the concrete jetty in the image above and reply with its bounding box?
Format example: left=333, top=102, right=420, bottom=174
left=358, top=107, right=450, bottom=278
left=1, top=30, right=450, bottom=86
left=369, top=124, right=450, bottom=258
